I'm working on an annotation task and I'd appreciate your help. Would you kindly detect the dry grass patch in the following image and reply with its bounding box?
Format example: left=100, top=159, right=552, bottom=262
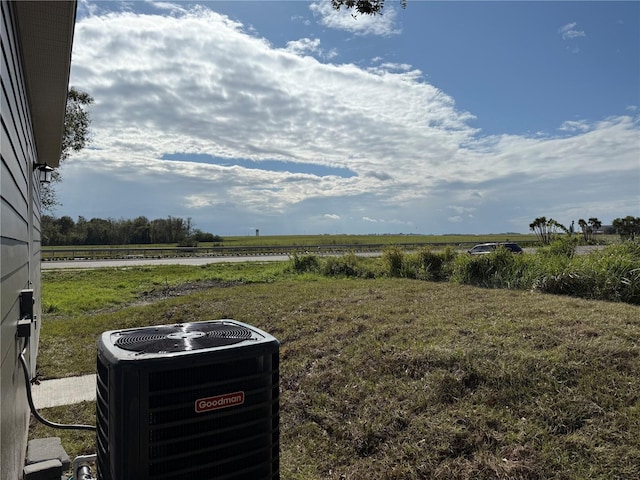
left=34, top=275, right=640, bottom=479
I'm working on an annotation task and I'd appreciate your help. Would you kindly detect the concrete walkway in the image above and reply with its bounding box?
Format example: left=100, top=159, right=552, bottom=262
left=31, top=375, right=96, bottom=409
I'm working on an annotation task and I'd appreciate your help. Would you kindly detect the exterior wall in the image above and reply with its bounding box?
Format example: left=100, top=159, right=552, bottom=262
left=1, top=2, right=43, bottom=478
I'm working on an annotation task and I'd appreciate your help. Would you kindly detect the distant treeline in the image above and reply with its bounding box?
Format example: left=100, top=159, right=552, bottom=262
left=42, top=215, right=221, bottom=246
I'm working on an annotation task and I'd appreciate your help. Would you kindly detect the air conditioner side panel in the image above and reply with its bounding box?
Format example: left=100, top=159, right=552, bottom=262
left=97, top=350, right=145, bottom=480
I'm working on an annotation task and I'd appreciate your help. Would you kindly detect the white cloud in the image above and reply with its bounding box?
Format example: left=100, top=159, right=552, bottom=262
left=449, top=206, right=476, bottom=215
left=309, top=1, right=401, bottom=37
left=559, top=22, right=586, bottom=40
left=71, top=7, right=476, bottom=194
left=558, top=120, right=591, bottom=133
left=292, top=15, right=311, bottom=27
left=285, top=37, right=320, bottom=55
left=285, top=37, right=337, bottom=59
left=58, top=5, right=640, bottom=235
left=367, top=62, right=423, bottom=81
left=149, top=2, right=189, bottom=15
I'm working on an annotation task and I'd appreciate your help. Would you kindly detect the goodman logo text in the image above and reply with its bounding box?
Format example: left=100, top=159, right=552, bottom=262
left=195, top=392, right=245, bottom=413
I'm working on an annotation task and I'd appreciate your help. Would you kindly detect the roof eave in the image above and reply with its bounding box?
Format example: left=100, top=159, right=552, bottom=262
left=15, top=1, right=77, bottom=168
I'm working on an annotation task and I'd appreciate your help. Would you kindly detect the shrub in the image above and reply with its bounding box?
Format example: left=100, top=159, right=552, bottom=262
left=533, top=271, right=595, bottom=299
left=533, top=243, right=640, bottom=304
left=400, top=254, right=428, bottom=279
left=192, top=231, right=223, bottom=242
left=381, top=247, right=457, bottom=280
left=288, top=253, right=320, bottom=273
left=321, top=252, right=376, bottom=278
left=620, top=268, right=640, bottom=304
left=382, top=246, right=404, bottom=277
left=406, top=248, right=450, bottom=281
left=538, top=236, right=578, bottom=259
left=450, top=247, right=531, bottom=289
left=416, top=248, right=444, bottom=280
left=450, top=250, right=496, bottom=288
left=177, top=238, right=198, bottom=248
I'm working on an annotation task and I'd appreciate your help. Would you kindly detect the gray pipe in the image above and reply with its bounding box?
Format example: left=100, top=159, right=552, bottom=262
left=72, top=454, right=97, bottom=480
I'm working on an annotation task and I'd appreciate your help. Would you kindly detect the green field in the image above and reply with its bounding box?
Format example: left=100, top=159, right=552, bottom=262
left=41, top=233, right=541, bottom=254
left=32, top=258, right=640, bottom=479
left=218, top=233, right=538, bottom=247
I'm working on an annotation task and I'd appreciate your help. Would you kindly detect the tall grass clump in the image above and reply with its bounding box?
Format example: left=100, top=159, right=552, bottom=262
left=533, top=242, right=640, bottom=304
left=320, top=252, right=379, bottom=278
left=382, top=246, right=405, bottom=277
left=382, top=246, right=458, bottom=280
left=450, top=247, right=531, bottom=289
left=536, top=236, right=579, bottom=258
left=412, top=248, right=447, bottom=280
left=287, top=253, right=321, bottom=274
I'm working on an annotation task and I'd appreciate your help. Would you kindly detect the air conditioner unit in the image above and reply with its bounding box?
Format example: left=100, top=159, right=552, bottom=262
left=96, top=319, right=279, bottom=480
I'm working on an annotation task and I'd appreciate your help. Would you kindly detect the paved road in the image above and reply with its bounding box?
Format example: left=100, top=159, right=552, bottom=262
left=41, top=251, right=384, bottom=269
left=41, top=254, right=293, bottom=269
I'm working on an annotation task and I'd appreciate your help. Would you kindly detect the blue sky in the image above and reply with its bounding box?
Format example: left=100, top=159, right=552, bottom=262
left=56, top=1, right=639, bottom=235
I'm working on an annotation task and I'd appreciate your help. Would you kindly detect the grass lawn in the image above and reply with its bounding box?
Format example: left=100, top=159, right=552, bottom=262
left=33, top=264, right=640, bottom=479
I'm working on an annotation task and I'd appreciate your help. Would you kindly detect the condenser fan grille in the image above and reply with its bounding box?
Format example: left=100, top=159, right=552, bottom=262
left=114, top=322, right=253, bottom=353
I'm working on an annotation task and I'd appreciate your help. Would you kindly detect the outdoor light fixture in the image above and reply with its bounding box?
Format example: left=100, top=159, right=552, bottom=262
left=33, top=163, right=54, bottom=183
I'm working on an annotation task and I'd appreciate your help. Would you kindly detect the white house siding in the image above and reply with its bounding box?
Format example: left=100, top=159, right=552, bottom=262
left=1, top=2, right=43, bottom=478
